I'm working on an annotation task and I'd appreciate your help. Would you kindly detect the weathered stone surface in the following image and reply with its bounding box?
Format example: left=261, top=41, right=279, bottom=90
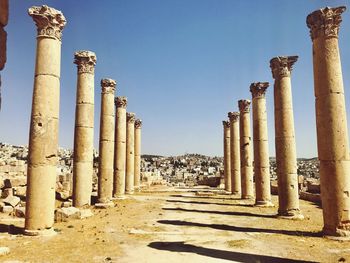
left=14, top=206, right=26, bottom=218
left=222, top=120, right=231, bottom=192
left=4, top=177, right=27, bottom=188
left=0, top=26, right=6, bottom=70
left=1, top=187, right=12, bottom=198
left=79, top=208, right=93, bottom=219
left=55, top=207, right=80, bottom=222
left=0, top=0, right=9, bottom=26
left=3, top=195, right=20, bottom=207
left=1, top=205, right=13, bottom=213
left=0, top=247, right=10, bottom=256
left=13, top=186, right=26, bottom=198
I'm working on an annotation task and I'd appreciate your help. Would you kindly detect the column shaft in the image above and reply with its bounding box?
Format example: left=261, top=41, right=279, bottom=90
left=223, top=120, right=231, bottom=192
left=97, top=79, right=116, bottom=205
left=134, top=119, right=142, bottom=190
left=125, top=113, right=135, bottom=194
left=239, top=100, right=254, bottom=199
left=229, top=112, right=241, bottom=195
left=113, top=97, right=127, bottom=198
left=72, top=51, right=96, bottom=207
left=25, top=5, right=66, bottom=236
left=307, top=6, right=350, bottom=237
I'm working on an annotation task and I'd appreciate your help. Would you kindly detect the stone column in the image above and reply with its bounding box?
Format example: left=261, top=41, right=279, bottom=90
left=25, top=5, right=66, bottom=236
left=125, top=112, right=135, bottom=194
left=307, top=6, right=350, bottom=237
left=238, top=100, right=254, bottom=199
left=228, top=112, right=241, bottom=196
left=97, top=78, right=116, bottom=207
left=134, top=119, right=142, bottom=191
left=0, top=0, right=8, bottom=110
left=113, top=96, right=127, bottom=198
left=270, top=56, right=303, bottom=219
left=222, top=120, right=231, bottom=192
left=72, top=51, right=96, bottom=207
left=250, top=82, right=273, bottom=207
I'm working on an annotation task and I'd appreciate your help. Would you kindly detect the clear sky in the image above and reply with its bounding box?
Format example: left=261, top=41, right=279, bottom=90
left=1, top=0, right=350, bottom=157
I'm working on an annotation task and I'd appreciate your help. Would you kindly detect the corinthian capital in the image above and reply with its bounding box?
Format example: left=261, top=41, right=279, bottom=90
left=135, top=119, right=142, bottom=129
left=74, top=50, right=97, bottom=74
left=228, top=112, right=240, bottom=122
left=101, top=78, right=116, bottom=94
left=127, top=112, right=135, bottom=123
left=250, top=82, right=269, bottom=98
left=238, top=100, right=251, bottom=113
left=115, top=96, right=127, bottom=108
left=222, top=120, right=230, bottom=128
left=28, top=5, right=66, bottom=41
left=306, top=6, right=346, bottom=41
left=270, top=56, right=298, bottom=79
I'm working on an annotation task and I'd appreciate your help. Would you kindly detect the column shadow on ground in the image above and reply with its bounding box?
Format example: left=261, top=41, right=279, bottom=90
left=148, top=241, right=317, bottom=263
left=0, top=223, right=24, bottom=235
left=166, top=199, right=255, bottom=207
left=169, top=194, right=243, bottom=200
left=157, top=220, right=322, bottom=237
left=162, top=207, right=276, bottom=219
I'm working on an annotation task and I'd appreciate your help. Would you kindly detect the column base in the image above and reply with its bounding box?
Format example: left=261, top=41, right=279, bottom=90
left=255, top=200, right=274, bottom=207
left=277, top=211, right=304, bottom=220
left=23, top=228, right=57, bottom=237
left=126, top=191, right=134, bottom=195
left=112, top=195, right=126, bottom=200
left=241, top=195, right=254, bottom=200
left=323, top=226, right=350, bottom=240
left=95, top=202, right=114, bottom=209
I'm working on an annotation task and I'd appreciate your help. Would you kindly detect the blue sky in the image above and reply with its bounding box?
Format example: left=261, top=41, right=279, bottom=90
left=1, top=0, right=350, bottom=157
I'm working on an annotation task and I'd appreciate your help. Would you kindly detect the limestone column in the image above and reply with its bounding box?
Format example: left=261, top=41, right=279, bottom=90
left=72, top=51, right=96, bottom=207
left=222, top=120, right=231, bottom=192
left=228, top=112, right=241, bottom=196
left=113, top=96, right=127, bottom=198
left=0, top=0, right=8, bottom=110
left=238, top=100, right=254, bottom=199
left=125, top=112, right=135, bottom=194
left=25, top=5, right=66, bottom=236
left=270, top=56, right=303, bottom=219
left=97, top=78, right=116, bottom=207
left=307, top=6, right=350, bottom=237
left=134, top=119, right=142, bottom=191
left=250, top=82, right=273, bottom=207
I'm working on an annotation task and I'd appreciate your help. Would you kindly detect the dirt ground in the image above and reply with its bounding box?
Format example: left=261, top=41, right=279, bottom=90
left=0, top=186, right=349, bottom=263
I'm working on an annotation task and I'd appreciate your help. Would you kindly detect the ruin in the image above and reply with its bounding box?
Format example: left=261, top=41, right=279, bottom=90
left=307, top=6, right=350, bottom=238
left=113, top=96, right=128, bottom=198
left=228, top=112, right=241, bottom=196
left=250, top=82, right=273, bottom=207
left=222, top=120, right=231, bottom=192
left=134, top=119, right=142, bottom=191
left=0, top=0, right=8, bottom=110
left=125, top=112, right=136, bottom=194
left=24, top=5, right=66, bottom=236
left=238, top=100, right=254, bottom=199
left=270, top=56, right=303, bottom=219
left=96, top=78, right=116, bottom=207
left=72, top=50, right=96, bottom=207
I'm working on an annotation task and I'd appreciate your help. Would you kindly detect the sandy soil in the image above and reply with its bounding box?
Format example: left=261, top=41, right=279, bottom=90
left=0, top=186, right=349, bottom=263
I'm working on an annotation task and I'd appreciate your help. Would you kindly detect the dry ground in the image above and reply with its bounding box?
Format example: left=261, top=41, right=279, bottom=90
left=0, top=186, right=349, bottom=263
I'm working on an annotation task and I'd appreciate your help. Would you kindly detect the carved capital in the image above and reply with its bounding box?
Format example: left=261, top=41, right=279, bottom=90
left=115, top=96, right=127, bottom=108
left=222, top=120, right=230, bottom=128
left=28, top=5, right=66, bottom=41
left=250, top=82, right=269, bottom=98
left=101, top=78, right=116, bottom=94
left=307, top=6, right=346, bottom=41
left=135, top=119, right=142, bottom=128
left=228, top=112, right=240, bottom=122
left=270, top=56, right=298, bottom=79
left=127, top=112, right=135, bottom=123
left=238, top=100, right=251, bottom=113
left=74, top=50, right=96, bottom=74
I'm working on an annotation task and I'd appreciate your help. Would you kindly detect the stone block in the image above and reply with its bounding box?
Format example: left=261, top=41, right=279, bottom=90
left=13, top=186, right=26, bottom=197
left=79, top=209, right=93, bottom=219
left=14, top=207, right=25, bottom=218
left=4, top=176, right=27, bottom=188
left=0, top=247, right=10, bottom=256
left=1, top=188, right=13, bottom=198
left=1, top=205, right=13, bottom=213
left=55, top=207, right=80, bottom=222
left=3, top=195, right=20, bottom=207
left=61, top=201, right=72, bottom=208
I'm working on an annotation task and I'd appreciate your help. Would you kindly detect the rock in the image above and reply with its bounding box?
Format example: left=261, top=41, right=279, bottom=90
left=61, top=201, right=72, bottom=208
left=1, top=205, right=13, bottom=213
left=56, top=190, right=70, bottom=201
left=14, top=207, right=25, bottom=217
left=0, top=247, right=10, bottom=255
left=79, top=209, right=93, bottom=219
left=4, top=176, right=27, bottom=188
left=3, top=195, right=20, bottom=207
left=1, top=188, right=13, bottom=198
left=13, top=186, right=26, bottom=198
left=55, top=207, right=80, bottom=222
